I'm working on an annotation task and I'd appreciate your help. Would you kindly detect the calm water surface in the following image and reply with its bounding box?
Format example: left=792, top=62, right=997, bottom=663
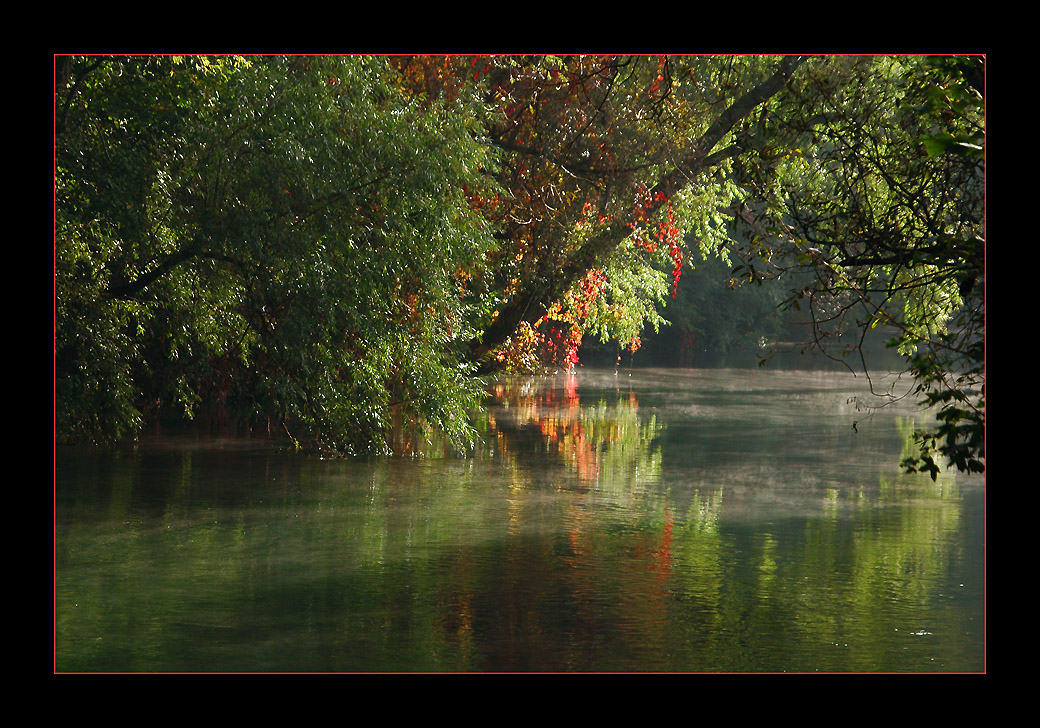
left=55, top=368, right=985, bottom=672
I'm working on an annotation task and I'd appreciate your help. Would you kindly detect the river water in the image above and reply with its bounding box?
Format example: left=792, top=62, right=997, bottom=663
left=55, top=367, right=985, bottom=673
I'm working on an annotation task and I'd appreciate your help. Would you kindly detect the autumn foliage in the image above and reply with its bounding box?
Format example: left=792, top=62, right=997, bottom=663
left=392, top=55, right=703, bottom=372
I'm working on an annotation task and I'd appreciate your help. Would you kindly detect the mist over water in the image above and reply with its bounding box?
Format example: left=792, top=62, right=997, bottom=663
left=56, top=367, right=984, bottom=672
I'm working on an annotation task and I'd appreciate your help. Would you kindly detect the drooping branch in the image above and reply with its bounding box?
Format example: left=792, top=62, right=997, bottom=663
left=106, top=236, right=246, bottom=301
left=468, top=56, right=809, bottom=365
left=651, top=55, right=808, bottom=204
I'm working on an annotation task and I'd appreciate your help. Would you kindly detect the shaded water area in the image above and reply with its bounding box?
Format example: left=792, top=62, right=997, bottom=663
left=55, top=368, right=985, bottom=673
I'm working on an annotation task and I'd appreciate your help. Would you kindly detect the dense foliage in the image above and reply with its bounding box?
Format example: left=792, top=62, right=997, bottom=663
left=55, top=54, right=984, bottom=475
left=56, top=56, right=496, bottom=453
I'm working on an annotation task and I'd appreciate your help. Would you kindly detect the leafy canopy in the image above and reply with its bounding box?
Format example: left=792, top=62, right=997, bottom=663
left=55, top=54, right=984, bottom=475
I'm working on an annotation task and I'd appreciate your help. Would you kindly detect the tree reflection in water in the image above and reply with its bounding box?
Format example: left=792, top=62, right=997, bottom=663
left=56, top=368, right=984, bottom=672
left=483, top=371, right=663, bottom=491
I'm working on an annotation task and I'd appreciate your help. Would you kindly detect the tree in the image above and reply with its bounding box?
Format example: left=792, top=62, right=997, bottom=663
left=388, top=55, right=810, bottom=369
left=56, top=55, right=498, bottom=453
left=55, top=54, right=984, bottom=476
left=636, top=250, right=789, bottom=367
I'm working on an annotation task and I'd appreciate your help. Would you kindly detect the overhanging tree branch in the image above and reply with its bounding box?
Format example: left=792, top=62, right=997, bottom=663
left=469, top=56, right=809, bottom=363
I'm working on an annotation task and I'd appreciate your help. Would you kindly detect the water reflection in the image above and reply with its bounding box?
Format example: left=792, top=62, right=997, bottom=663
left=56, top=368, right=984, bottom=672
left=483, top=372, right=662, bottom=491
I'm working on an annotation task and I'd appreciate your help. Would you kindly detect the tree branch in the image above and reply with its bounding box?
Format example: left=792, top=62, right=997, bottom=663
left=469, top=56, right=809, bottom=364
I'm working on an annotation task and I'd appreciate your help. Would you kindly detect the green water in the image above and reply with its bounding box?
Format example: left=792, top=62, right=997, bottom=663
left=55, top=368, right=985, bottom=672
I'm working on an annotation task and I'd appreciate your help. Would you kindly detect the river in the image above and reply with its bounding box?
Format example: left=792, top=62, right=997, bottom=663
left=55, top=367, right=985, bottom=673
